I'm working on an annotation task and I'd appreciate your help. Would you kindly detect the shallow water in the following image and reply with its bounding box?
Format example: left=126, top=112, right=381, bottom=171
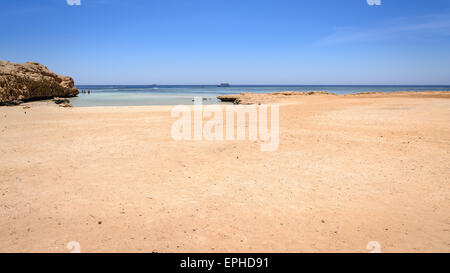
left=71, top=85, right=450, bottom=107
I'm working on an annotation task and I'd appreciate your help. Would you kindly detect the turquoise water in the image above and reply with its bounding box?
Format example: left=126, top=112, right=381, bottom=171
left=71, top=85, right=450, bottom=107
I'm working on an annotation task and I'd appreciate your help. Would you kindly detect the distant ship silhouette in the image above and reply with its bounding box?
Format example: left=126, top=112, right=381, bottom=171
left=217, top=83, right=230, bottom=87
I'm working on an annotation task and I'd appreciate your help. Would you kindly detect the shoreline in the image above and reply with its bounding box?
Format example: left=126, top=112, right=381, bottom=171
left=2, top=90, right=450, bottom=108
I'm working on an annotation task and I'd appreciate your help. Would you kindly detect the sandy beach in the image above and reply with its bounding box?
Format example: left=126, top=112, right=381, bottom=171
left=1, top=92, right=449, bottom=253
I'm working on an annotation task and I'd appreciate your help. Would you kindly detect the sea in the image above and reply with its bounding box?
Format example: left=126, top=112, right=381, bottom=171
left=71, top=85, right=450, bottom=107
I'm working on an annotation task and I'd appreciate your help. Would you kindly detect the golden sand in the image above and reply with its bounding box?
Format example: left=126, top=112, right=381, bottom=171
left=1, top=92, right=449, bottom=252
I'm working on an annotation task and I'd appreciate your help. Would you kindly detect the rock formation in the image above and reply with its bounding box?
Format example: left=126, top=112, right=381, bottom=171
left=0, top=61, right=79, bottom=105
left=52, top=97, right=71, bottom=104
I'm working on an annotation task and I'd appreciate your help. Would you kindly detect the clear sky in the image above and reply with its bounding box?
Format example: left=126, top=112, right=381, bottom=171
left=1, top=0, right=450, bottom=85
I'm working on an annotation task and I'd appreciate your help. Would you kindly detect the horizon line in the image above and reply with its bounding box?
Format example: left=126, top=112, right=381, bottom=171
left=75, top=84, right=450, bottom=88
left=75, top=84, right=450, bottom=87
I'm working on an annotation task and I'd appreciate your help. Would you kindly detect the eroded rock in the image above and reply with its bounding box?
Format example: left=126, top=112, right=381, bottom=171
left=0, top=99, right=23, bottom=106
left=52, top=98, right=70, bottom=104
left=0, top=61, right=79, bottom=104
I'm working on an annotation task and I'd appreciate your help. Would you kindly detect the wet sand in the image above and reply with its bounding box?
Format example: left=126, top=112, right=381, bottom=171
left=0, top=92, right=449, bottom=252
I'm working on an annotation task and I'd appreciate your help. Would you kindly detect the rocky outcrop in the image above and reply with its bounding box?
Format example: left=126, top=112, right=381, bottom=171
left=0, top=61, right=79, bottom=105
left=52, top=97, right=71, bottom=104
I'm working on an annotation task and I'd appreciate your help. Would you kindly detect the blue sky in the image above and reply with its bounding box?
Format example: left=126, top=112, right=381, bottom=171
left=1, top=0, right=450, bottom=85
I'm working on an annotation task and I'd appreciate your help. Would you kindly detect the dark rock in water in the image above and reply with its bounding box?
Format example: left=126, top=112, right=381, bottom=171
left=0, top=61, right=79, bottom=105
left=0, top=99, right=23, bottom=106
left=53, top=98, right=70, bottom=104
left=217, top=95, right=239, bottom=103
